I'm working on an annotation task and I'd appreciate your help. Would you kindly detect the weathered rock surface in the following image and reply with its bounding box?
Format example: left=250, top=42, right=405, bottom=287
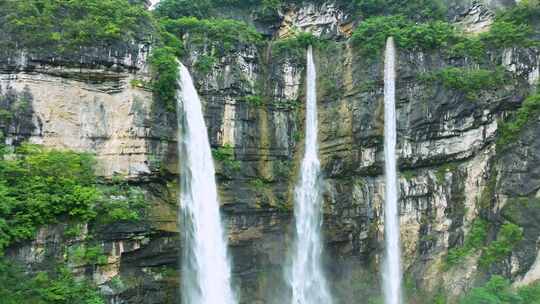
left=2, top=1, right=540, bottom=303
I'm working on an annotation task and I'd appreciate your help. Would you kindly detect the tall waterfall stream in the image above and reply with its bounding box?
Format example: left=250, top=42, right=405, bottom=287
left=383, top=37, right=403, bottom=304
left=177, top=62, right=236, bottom=304
left=289, top=46, right=332, bottom=304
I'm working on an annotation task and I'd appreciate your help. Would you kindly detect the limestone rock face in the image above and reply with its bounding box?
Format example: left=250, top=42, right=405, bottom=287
left=277, top=2, right=354, bottom=39
left=0, top=50, right=179, bottom=178
left=3, top=1, right=540, bottom=304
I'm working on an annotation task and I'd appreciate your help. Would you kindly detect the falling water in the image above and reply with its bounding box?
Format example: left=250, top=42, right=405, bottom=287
left=289, top=46, right=332, bottom=304
left=382, top=37, right=402, bottom=304
left=177, top=62, right=236, bottom=304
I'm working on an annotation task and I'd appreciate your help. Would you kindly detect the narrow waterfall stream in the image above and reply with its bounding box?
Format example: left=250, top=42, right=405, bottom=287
left=382, top=37, right=402, bottom=304
left=177, top=62, right=236, bottom=304
left=289, top=46, right=332, bottom=304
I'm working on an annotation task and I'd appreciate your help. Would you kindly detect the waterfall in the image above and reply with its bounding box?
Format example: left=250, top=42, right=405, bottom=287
left=177, top=62, right=236, bottom=304
left=382, top=37, right=402, bottom=304
left=289, top=46, right=332, bottom=304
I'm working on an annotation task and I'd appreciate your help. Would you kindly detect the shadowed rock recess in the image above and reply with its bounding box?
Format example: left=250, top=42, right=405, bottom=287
left=1, top=0, right=540, bottom=303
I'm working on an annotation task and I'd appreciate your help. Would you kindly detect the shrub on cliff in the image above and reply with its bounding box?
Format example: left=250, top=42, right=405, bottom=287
left=154, top=0, right=283, bottom=20
left=354, top=0, right=447, bottom=21
left=160, top=17, right=263, bottom=53
left=351, top=15, right=457, bottom=56
left=0, top=0, right=153, bottom=56
left=0, top=263, right=104, bottom=304
left=0, top=144, right=100, bottom=253
left=498, top=93, right=540, bottom=147
left=0, top=144, right=147, bottom=255
left=460, top=275, right=540, bottom=304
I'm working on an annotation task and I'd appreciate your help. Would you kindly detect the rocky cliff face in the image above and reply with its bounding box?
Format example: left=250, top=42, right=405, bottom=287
left=2, top=0, right=540, bottom=303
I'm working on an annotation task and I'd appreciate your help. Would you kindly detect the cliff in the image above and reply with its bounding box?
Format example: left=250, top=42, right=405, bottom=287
left=1, top=0, right=539, bottom=303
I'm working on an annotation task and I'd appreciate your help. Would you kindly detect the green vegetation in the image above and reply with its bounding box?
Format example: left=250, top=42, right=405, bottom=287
left=148, top=18, right=184, bottom=112
left=0, top=87, right=33, bottom=128
left=446, top=217, right=524, bottom=269
left=479, top=222, right=523, bottom=268
left=498, top=93, right=540, bottom=147
left=149, top=45, right=181, bottom=113
left=154, top=0, right=214, bottom=19
left=0, top=144, right=146, bottom=255
left=460, top=275, right=540, bottom=304
left=446, top=219, right=488, bottom=268
left=401, top=170, right=417, bottom=180
left=0, top=145, right=148, bottom=301
left=161, top=17, right=263, bottom=53
left=354, top=0, right=447, bottom=21
left=243, top=95, right=264, bottom=107
left=194, top=55, right=217, bottom=75
left=0, top=144, right=100, bottom=253
left=150, top=17, right=262, bottom=112
left=250, top=178, right=272, bottom=191
left=351, top=16, right=456, bottom=56
left=435, top=163, right=458, bottom=184
left=70, top=245, right=108, bottom=266
left=423, top=67, right=506, bottom=101
left=272, top=32, right=326, bottom=62
left=0, top=0, right=152, bottom=55
left=447, top=37, right=486, bottom=61
left=351, top=1, right=539, bottom=58
left=518, top=280, right=540, bottom=303
left=481, top=1, right=540, bottom=49
left=0, top=262, right=104, bottom=304
left=154, top=0, right=283, bottom=19
left=212, top=144, right=241, bottom=172
left=99, top=179, right=147, bottom=223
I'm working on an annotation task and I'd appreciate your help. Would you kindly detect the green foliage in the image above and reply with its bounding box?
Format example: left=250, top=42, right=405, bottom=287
left=0, top=144, right=100, bottom=254
left=155, top=0, right=283, bottom=19
left=149, top=46, right=180, bottom=113
left=194, top=55, right=217, bottom=75
left=99, top=179, right=147, bottom=223
left=481, top=21, right=533, bottom=49
left=272, top=32, right=325, bottom=61
left=149, top=19, right=184, bottom=113
left=64, top=223, right=83, bottom=238
left=243, top=95, right=264, bottom=107
left=210, top=0, right=284, bottom=20
left=433, top=292, right=448, bottom=304
left=212, top=144, right=241, bottom=172
left=154, top=0, right=214, bottom=19
left=0, top=262, right=104, bottom=304
left=1, top=0, right=152, bottom=55
left=480, top=1, right=540, bottom=49
left=479, top=222, right=523, bottom=268
left=351, top=16, right=457, bottom=57
left=250, top=178, right=270, bottom=191
left=70, top=245, right=108, bottom=266
left=161, top=17, right=263, bottom=53
left=129, top=79, right=149, bottom=89
left=459, top=276, right=540, bottom=304
left=401, top=170, right=417, bottom=180
left=424, top=67, right=506, bottom=100
left=447, top=37, right=487, bottom=61
left=446, top=219, right=488, bottom=267
left=460, top=276, right=522, bottom=304
left=354, top=0, right=447, bottom=21
left=518, top=281, right=540, bottom=304
left=435, top=163, right=458, bottom=184
left=498, top=93, right=540, bottom=147
left=0, top=144, right=147, bottom=255
left=351, top=1, right=539, bottom=59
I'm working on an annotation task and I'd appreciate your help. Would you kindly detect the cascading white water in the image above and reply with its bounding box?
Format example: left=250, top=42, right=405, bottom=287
left=177, top=62, right=236, bottom=304
left=382, top=37, right=402, bottom=304
left=289, top=46, right=332, bottom=304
